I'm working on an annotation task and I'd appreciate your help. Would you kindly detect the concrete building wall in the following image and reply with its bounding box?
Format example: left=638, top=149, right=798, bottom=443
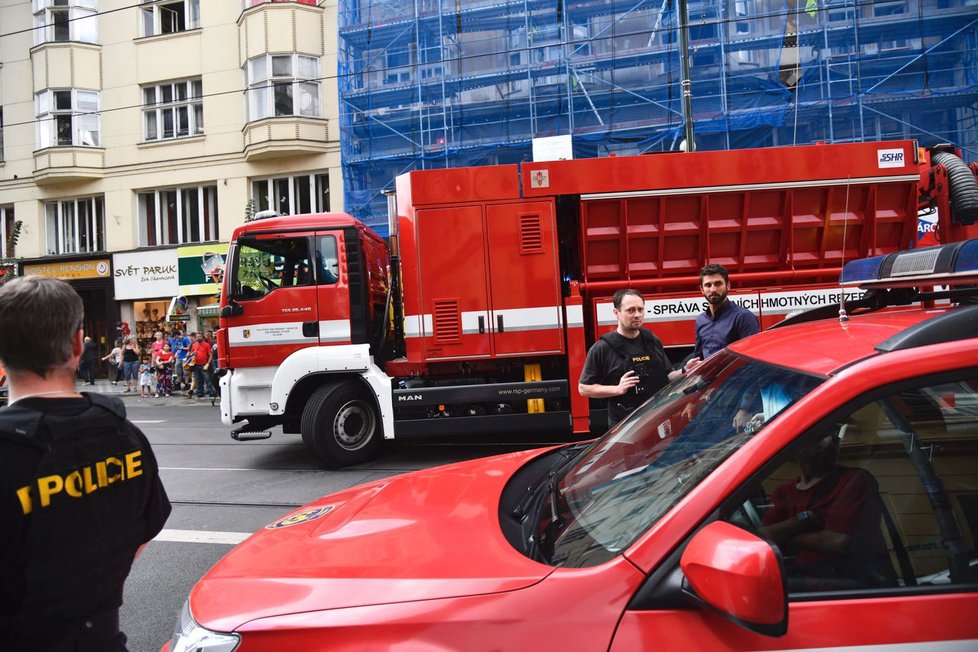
left=0, top=0, right=342, bottom=361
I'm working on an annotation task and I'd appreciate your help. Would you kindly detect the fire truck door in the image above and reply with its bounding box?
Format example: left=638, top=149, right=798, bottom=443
left=223, top=233, right=320, bottom=369
left=416, top=206, right=491, bottom=360
left=313, top=232, right=352, bottom=346
left=486, top=202, right=563, bottom=355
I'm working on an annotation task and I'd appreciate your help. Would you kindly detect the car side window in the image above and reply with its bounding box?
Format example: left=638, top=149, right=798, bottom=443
left=725, top=375, right=978, bottom=595
left=230, top=236, right=313, bottom=300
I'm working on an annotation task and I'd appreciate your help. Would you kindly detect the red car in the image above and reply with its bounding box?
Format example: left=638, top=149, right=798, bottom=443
left=167, top=239, right=978, bottom=651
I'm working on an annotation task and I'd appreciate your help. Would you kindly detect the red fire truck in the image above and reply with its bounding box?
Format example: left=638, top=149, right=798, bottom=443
left=217, top=140, right=977, bottom=467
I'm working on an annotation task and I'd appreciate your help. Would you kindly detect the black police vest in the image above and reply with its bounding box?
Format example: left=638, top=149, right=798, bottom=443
left=0, top=394, right=152, bottom=629
left=600, top=329, right=671, bottom=422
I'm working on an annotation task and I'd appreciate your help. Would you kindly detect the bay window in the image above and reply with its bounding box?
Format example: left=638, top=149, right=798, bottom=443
left=246, top=54, right=322, bottom=121
left=34, top=0, right=98, bottom=44
left=35, top=89, right=100, bottom=149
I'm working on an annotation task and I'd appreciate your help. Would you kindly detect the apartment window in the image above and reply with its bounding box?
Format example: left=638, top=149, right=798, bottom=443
left=246, top=0, right=318, bottom=6
left=251, top=172, right=329, bottom=215
left=735, top=0, right=752, bottom=35
left=137, top=185, right=219, bottom=246
left=35, top=89, right=100, bottom=149
left=1, top=207, right=14, bottom=259
left=45, top=196, right=104, bottom=255
left=33, top=0, right=97, bottom=45
left=141, top=0, right=199, bottom=37
left=875, top=1, right=909, bottom=50
left=143, top=79, right=203, bottom=141
left=246, top=54, right=321, bottom=120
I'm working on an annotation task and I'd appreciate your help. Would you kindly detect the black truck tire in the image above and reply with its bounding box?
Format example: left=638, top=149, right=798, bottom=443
left=932, top=150, right=978, bottom=225
left=301, top=380, right=382, bottom=468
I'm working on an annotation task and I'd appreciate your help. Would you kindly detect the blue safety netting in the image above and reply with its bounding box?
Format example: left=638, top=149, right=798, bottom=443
left=338, top=0, right=978, bottom=235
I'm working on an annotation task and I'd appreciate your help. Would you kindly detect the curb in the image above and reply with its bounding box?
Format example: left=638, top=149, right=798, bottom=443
left=75, top=382, right=218, bottom=405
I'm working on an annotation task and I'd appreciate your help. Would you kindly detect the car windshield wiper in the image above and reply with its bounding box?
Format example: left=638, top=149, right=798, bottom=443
left=511, top=443, right=588, bottom=523
left=512, top=443, right=589, bottom=562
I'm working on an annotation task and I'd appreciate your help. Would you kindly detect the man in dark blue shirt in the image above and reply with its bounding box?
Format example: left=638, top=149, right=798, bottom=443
left=684, top=263, right=759, bottom=374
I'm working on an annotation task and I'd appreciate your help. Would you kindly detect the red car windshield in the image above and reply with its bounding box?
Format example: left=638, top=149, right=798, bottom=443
left=544, top=351, right=824, bottom=567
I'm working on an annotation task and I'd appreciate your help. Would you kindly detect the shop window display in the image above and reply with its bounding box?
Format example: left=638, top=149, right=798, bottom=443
left=134, top=300, right=176, bottom=352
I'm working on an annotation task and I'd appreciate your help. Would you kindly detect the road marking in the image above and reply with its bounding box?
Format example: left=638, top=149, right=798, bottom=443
left=154, top=529, right=251, bottom=545
left=163, top=466, right=283, bottom=471
left=160, top=467, right=326, bottom=472
left=132, top=420, right=166, bottom=424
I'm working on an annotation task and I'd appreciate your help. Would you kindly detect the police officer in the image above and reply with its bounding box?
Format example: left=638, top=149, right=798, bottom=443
left=578, top=288, right=682, bottom=428
left=0, top=276, right=171, bottom=651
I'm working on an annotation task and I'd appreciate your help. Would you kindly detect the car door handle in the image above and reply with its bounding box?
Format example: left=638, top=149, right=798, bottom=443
left=478, top=316, right=485, bottom=334
left=302, top=321, right=319, bottom=337
left=497, top=315, right=505, bottom=333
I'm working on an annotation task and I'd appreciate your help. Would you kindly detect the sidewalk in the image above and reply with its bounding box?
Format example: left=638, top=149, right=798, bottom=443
left=76, top=378, right=217, bottom=405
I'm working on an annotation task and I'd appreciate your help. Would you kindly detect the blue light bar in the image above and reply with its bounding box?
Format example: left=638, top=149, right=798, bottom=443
left=840, top=255, right=886, bottom=285
left=840, top=238, right=978, bottom=288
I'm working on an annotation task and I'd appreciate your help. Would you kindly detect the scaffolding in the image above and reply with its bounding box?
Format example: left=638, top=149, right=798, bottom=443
left=338, top=0, right=978, bottom=233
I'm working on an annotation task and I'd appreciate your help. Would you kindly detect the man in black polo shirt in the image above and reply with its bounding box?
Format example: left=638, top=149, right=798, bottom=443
left=0, top=276, right=171, bottom=651
left=579, top=288, right=680, bottom=428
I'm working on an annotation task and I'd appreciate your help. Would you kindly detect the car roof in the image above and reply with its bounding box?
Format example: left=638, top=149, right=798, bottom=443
left=727, top=305, right=970, bottom=377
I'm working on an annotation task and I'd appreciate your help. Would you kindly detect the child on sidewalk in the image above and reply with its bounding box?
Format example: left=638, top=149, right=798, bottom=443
left=156, top=343, right=174, bottom=397
left=138, top=356, right=155, bottom=398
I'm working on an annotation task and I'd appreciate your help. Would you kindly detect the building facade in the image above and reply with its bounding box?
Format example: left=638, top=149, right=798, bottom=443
left=0, top=0, right=341, bottom=366
left=337, top=0, right=978, bottom=233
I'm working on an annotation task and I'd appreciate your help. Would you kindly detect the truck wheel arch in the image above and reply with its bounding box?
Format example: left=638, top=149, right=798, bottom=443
left=300, top=378, right=383, bottom=468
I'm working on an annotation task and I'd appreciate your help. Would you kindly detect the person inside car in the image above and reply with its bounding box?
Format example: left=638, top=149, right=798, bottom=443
left=758, top=430, right=898, bottom=590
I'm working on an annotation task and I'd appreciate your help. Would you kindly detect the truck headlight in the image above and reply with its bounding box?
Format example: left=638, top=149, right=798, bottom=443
left=169, top=601, right=240, bottom=652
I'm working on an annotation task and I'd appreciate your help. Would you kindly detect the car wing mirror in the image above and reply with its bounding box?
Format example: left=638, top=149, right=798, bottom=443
left=221, top=302, right=244, bottom=318
left=680, top=521, right=787, bottom=637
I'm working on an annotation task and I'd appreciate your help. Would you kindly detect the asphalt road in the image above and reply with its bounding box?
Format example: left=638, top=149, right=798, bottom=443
left=117, top=398, right=571, bottom=651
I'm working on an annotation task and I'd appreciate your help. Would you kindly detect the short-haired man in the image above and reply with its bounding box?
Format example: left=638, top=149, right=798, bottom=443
left=188, top=331, right=215, bottom=398
left=169, top=328, right=191, bottom=391
left=0, top=276, right=171, bottom=651
left=579, top=289, right=682, bottom=428
left=683, top=263, right=759, bottom=374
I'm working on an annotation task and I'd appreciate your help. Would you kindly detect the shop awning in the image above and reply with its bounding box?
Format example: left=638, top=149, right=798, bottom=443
left=197, top=304, right=221, bottom=318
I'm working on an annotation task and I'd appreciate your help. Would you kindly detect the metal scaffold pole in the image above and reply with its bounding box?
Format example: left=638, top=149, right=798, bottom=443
left=677, top=0, right=694, bottom=151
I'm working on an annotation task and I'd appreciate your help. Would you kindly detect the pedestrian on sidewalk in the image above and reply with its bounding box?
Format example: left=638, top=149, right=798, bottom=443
left=168, top=329, right=191, bottom=391
left=101, top=338, right=123, bottom=385
left=188, top=332, right=214, bottom=398
left=77, top=336, right=98, bottom=386
left=120, top=337, right=140, bottom=393
left=138, top=356, right=154, bottom=398
left=155, top=343, right=174, bottom=397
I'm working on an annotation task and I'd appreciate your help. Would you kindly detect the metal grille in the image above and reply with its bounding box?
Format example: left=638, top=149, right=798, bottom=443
left=433, top=299, right=461, bottom=343
left=519, top=214, right=543, bottom=254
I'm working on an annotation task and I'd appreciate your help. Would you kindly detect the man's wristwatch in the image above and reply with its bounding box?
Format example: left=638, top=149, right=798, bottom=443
left=796, top=510, right=813, bottom=524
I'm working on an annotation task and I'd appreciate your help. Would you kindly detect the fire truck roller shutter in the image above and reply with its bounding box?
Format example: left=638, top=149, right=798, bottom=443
left=301, top=379, right=382, bottom=468
left=932, top=150, right=978, bottom=225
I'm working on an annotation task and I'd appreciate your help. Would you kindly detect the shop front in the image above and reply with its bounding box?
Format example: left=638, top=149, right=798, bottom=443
left=177, top=243, right=227, bottom=335
left=112, top=249, right=180, bottom=355
left=22, top=257, right=116, bottom=374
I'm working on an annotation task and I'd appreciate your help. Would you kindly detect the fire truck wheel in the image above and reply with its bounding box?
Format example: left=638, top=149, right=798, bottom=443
left=301, top=381, right=382, bottom=468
